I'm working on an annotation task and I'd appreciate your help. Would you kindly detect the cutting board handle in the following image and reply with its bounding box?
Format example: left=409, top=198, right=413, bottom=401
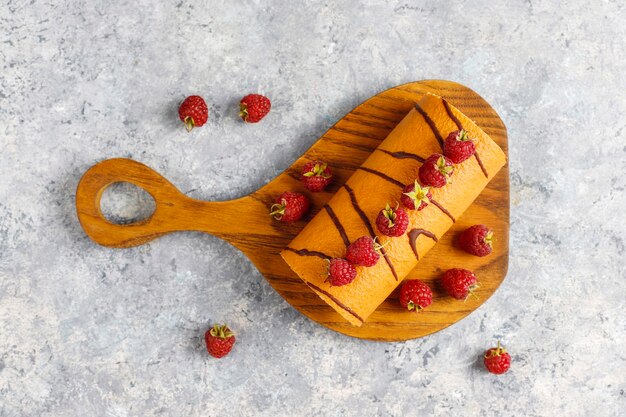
left=75, top=158, right=252, bottom=248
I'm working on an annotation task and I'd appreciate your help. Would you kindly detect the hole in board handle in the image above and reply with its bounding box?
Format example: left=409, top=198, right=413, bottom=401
left=100, top=182, right=156, bottom=225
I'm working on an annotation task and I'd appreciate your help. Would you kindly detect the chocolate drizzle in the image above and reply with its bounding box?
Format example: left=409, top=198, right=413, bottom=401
left=343, top=184, right=398, bottom=281
left=442, top=97, right=489, bottom=178
left=355, top=166, right=455, bottom=223
left=429, top=198, right=456, bottom=223
left=407, top=229, right=438, bottom=260
left=284, top=247, right=331, bottom=260
left=357, top=167, right=404, bottom=188
left=473, top=153, right=489, bottom=178
left=414, top=102, right=444, bottom=148
left=442, top=98, right=463, bottom=130
left=305, top=281, right=364, bottom=323
left=323, top=204, right=350, bottom=248
left=377, top=149, right=425, bottom=163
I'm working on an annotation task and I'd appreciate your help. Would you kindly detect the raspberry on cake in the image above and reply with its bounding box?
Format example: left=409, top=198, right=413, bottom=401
left=401, top=180, right=432, bottom=211
left=281, top=93, right=507, bottom=326
left=444, top=129, right=476, bottom=163
left=376, top=203, right=409, bottom=237
left=419, top=154, right=454, bottom=187
left=346, top=236, right=381, bottom=267
left=326, top=258, right=357, bottom=286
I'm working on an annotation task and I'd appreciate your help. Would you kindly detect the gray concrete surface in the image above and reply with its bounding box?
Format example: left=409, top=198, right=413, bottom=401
left=1, top=1, right=625, bottom=416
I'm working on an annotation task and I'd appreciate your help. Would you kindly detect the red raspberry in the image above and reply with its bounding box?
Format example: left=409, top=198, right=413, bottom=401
left=326, top=258, right=357, bottom=286
left=205, top=324, right=236, bottom=358
left=459, top=224, right=493, bottom=257
left=441, top=268, right=478, bottom=300
left=399, top=280, right=433, bottom=311
left=418, top=154, right=454, bottom=188
left=179, top=95, right=208, bottom=132
left=239, top=94, right=271, bottom=123
left=301, top=161, right=333, bottom=192
left=270, top=192, right=310, bottom=222
left=484, top=341, right=511, bottom=375
left=401, top=180, right=432, bottom=211
left=376, top=203, right=409, bottom=237
left=345, top=236, right=381, bottom=267
left=444, top=129, right=476, bottom=163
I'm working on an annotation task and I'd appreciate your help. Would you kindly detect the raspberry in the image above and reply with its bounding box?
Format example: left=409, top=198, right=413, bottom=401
left=399, top=280, right=432, bottom=311
left=239, top=94, right=271, bottom=123
left=441, top=268, right=478, bottom=300
left=270, top=192, right=310, bottom=222
left=376, top=203, right=409, bottom=237
left=179, top=95, right=208, bottom=132
left=459, top=224, right=493, bottom=257
left=443, top=129, right=476, bottom=163
left=418, top=154, right=454, bottom=188
left=401, top=180, right=432, bottom=211
left=326, top=258, right=357, bottom=286
left=345, top=236, right=381, bottom=267
left=301, top=161, right=333, bottom=192
left=484, top=341, right=511, bottom=375
left=205, top=324, right=236, bottom=358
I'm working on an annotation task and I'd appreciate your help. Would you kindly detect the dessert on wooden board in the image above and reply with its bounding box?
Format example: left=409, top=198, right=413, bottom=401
left=75, top=80, right=509, bottom=341
left=280, top=93, right=507, bottom=326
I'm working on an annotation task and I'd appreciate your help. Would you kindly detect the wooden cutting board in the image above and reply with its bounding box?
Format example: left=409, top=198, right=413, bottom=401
left=76, top=80, right=509, bottom=341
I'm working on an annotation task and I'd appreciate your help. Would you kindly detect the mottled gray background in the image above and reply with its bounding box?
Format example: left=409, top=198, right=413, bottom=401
left=1, top=0, right=625, bottom=416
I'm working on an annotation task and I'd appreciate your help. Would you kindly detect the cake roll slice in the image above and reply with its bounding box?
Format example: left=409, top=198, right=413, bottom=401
left=281, top=93, right=507, bottom=326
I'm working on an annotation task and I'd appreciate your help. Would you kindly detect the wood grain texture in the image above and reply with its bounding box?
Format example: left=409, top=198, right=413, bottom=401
left=76, top=80, right=509, bottom=341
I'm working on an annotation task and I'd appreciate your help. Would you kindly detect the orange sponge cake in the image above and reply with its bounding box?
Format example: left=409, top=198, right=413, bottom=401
left=281, top=93, right=507, bottom=326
